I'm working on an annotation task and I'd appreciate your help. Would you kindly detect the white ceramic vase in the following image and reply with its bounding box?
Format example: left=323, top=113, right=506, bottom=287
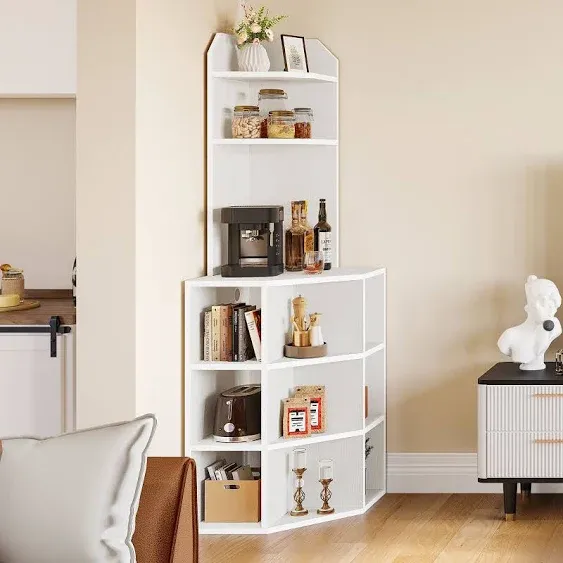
left=238, top=42, right=270, bottom=72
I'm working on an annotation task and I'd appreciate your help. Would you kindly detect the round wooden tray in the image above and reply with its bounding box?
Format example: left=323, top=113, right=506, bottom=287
left=284, top=343, right=327, bottom=359
left=0, top=299, right=40, bottom=313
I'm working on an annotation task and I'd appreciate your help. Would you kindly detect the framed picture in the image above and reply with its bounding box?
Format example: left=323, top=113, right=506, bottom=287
left=281, top=34, right=309, bottom=73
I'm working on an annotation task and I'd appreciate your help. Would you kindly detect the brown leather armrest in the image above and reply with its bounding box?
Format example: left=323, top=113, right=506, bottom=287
left=133, top=457, right=199, bottom=563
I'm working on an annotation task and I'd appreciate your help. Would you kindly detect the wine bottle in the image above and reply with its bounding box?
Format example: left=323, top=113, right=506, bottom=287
left=314, top=199, right=332, bottom=270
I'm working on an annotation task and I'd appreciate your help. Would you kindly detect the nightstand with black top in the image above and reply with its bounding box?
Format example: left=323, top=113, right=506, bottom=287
left=478, top=362, right=563, bottom=520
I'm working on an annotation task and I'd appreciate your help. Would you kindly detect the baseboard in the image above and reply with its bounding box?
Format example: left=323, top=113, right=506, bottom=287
left=387, top=453, right=563, bottom=493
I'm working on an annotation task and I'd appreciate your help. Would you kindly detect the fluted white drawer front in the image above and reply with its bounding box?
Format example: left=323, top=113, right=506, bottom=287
left=487, top=385, right=563, bottom=432
left=487, top=432, right=563, bottom=478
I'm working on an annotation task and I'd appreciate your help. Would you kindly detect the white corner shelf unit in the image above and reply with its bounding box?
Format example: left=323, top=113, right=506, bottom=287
left=184, top=33, right=386, bottom=535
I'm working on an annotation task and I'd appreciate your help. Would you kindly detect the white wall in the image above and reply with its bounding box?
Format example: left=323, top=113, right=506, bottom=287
left=0, top=99, right=75, bottom=289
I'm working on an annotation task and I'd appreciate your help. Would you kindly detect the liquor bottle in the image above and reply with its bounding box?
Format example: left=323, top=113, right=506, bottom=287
left=314, top=199, right=332, bottom=270
left=285, top=201, right=306, bottom=271
left=300, top=200, right=314, bottom=253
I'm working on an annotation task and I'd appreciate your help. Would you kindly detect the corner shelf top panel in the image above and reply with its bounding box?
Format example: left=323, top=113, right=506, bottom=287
left=185, top=267, right=385, bottom=288
left=212, top=71, right=338, bottom=83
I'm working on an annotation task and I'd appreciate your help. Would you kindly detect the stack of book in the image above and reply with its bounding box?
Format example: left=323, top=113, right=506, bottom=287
left=205, top=459, right=260, bottom=481
left=202, top=303, right=261, bottom=362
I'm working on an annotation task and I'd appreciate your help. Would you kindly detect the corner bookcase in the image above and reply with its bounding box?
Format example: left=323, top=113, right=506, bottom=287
left=183, top=33, right=386, bottom=535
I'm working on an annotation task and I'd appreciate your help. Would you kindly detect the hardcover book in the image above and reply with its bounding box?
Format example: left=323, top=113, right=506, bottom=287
left=232, top=303, right=247, bottom=362
left=202, top=307, right=212, bottom=361
left=245, top=309, right=262, bottom=361
left=220, top=305, right=233, bottom=361
left=211, top=305, right=221, bottom=361
left=205, top=459, right=226, bottom=481
left=239, top=305, right=256, bottom=361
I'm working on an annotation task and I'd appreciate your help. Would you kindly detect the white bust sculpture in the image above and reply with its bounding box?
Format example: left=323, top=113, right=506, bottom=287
left=498, top=275, right=562, bottom=370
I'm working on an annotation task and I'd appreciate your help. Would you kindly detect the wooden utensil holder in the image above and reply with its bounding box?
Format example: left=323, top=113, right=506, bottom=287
left=284, top=343, right=327, bottom=359
left=293, top=330, right=310, bottom=347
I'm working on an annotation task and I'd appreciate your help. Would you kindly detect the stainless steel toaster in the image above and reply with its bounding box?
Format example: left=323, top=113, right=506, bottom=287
left=213, top=384, right=261, bottom=443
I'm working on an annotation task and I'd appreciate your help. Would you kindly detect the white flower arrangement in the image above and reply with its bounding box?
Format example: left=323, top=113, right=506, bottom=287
left=234, top=2, right=287, bottom=47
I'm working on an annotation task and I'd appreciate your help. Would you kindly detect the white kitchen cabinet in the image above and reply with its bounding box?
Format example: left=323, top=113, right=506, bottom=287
left=0, top=0, right=76, bottom=97
left=0, top=329, right=74, bottom=437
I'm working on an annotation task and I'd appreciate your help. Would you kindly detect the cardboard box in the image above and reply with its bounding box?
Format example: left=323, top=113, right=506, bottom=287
left=204, top=479, right=261, bottom=523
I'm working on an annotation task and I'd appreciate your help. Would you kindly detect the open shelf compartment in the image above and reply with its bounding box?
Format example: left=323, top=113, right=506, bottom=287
left=264, top=435, right=364, bottom=528
left=263, top=279, right=363, bottom=364
left=267, top=360, right=364, bottom=445
left=365, top=420, right=386, bottom=508
left=188, top=369, right=261, bottom=448
left=365, top=347, right=385, bottom=429
left=186, top=284, right=262, bottom=364
left=192, top=450, right=262, bottom=528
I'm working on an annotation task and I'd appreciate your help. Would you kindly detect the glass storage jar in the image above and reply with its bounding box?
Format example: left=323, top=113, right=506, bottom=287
left=258, top=89, right=288, bottom=138
left=268, top=110, right=295, bottom=139
left=294, top=108, right=314, bottom=139
left=1, top=269, right=24, bottom=302
left=231, top=105, right=261, bottom=139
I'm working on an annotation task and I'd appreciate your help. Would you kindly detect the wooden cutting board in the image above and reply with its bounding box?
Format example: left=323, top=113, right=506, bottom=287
left=0, top=300, right=40, bottom=313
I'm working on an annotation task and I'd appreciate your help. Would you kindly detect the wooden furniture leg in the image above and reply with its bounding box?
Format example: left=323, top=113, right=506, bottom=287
left=503, top=482, right=517, bottom=520
left=521, top=482, right=531, bottom=499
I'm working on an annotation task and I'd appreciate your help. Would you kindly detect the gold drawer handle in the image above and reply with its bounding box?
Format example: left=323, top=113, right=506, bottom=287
left=533, top=393, right=563, bottom=398
left=534, top=439, right=563, bottom=444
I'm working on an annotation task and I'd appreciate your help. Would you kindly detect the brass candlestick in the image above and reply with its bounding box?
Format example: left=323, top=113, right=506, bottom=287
left=291, top=468, right=308, bottom=516
left=317, top=478, right=335, bottom=515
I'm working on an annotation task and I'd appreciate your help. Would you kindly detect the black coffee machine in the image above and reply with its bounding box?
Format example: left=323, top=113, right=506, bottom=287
left=221, top=206, right=284, bottom=277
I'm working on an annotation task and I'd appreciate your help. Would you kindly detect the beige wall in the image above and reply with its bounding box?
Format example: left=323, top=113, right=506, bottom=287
left=212, top=0, right=563, bottom=453
left=76, top=0, right=137, bottom=428
left=135, top=0, right=209, bottom=453
left=0, top=99, right=75, bottom=288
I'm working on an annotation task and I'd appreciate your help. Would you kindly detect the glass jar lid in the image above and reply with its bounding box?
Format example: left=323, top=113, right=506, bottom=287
left=294, top=107, right=313, bottom=113
left=269, top=110, right=295, bottom=117
left=259, top=89, right=287, bottom=98
left=234, top=105, right=259, bottom=112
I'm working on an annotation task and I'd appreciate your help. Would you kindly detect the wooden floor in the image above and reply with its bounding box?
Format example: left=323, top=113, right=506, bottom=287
left=201, top=494, right=563, bottom=562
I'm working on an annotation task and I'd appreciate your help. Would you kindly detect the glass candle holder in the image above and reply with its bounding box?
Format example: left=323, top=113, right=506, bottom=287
left=292, top=448, right=307, bottom=470
left=303, top=251, right=324, bottom=274
left=318, top=459, right=334, bottom=480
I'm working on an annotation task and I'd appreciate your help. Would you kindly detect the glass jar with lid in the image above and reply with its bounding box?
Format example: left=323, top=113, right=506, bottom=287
left=268, top=110, right=295, bottom=139
left=231, top=105, right=261, bottom=139
left=294, top=108, right=314, bottom=139
left=258, top=89, right=288, bottom=138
